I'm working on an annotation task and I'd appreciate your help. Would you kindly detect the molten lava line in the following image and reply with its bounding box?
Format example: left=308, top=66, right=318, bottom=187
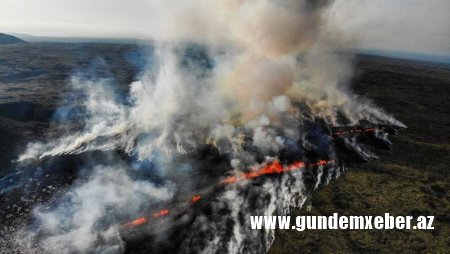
left=333, top=127, right=376, bottom=137
left=191, top=195, right=202, bottom=203
left=123, top=217, right=148, bottom=227
left=153, top=209, right=170, bottom=218
left=121, top=127, right=377, bottom=229
left=122, top=127, right=384, bottom=227
left=122, top=159, right=335, bottom=228
left=222, top=160, right=298, bottom=184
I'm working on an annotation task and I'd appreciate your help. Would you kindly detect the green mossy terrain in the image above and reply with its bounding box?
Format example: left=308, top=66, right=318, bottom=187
left=270, top=55, right=450, bottom=253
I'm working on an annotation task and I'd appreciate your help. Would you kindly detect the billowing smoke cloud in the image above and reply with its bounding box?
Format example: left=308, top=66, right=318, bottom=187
left=12, top=0, right=404, bottom=253
left=17, top=0, right=401, bottom=162
left=14, top=165, right=174, bottom=253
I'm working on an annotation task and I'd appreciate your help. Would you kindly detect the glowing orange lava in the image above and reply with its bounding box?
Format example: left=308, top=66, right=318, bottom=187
left=123, top=217, right=148, bottom=227
left=120, top=127, right=379, bottom=229
left=153, top=209, right=170, bottom=218
left=220, top=159, right=324, bottom=185
left=191, top=195, right=201, bottom=203
left=122, top=159, right=335, bottom=228
left=120, top=127, right=390, bottom=229
left=221, top=175, right=238, bottom=184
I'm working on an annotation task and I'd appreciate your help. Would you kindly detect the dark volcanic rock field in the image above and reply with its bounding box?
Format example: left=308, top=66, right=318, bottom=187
left=0, top=43, right=142, bottom=173
left=0, top=43, right=448, bottom=253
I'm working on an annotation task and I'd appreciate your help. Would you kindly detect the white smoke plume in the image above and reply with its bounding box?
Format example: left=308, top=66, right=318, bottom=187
left=18, top=0, right=402, bottom=162
left=14, top=166, right=174, bottom=253
left=184, top=166, right=311, bottom=253
left=13, top=0, right=404, bottom=253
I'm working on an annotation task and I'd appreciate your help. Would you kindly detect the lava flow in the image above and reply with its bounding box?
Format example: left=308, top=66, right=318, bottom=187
left=121, top=158, right=335, bottom=229
left=120, top=124, right=400, bottom=231
left=332, top=127, right=375, bottom=137
left=220, top=160, right=332, bottom=184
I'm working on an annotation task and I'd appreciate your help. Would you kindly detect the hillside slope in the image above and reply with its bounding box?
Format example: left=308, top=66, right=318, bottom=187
left=0, top=33, right=26, bottom=44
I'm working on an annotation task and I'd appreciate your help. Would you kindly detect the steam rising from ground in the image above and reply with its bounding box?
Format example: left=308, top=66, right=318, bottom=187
left=15, top=166, right=173, bottom=253
left=183, top=166, right=316, bottom=253
left=13, top=0, right=403, bottom=253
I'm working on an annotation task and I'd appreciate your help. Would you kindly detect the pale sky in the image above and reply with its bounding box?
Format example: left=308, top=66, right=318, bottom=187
left=1, top=0, right=449, bottom=55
